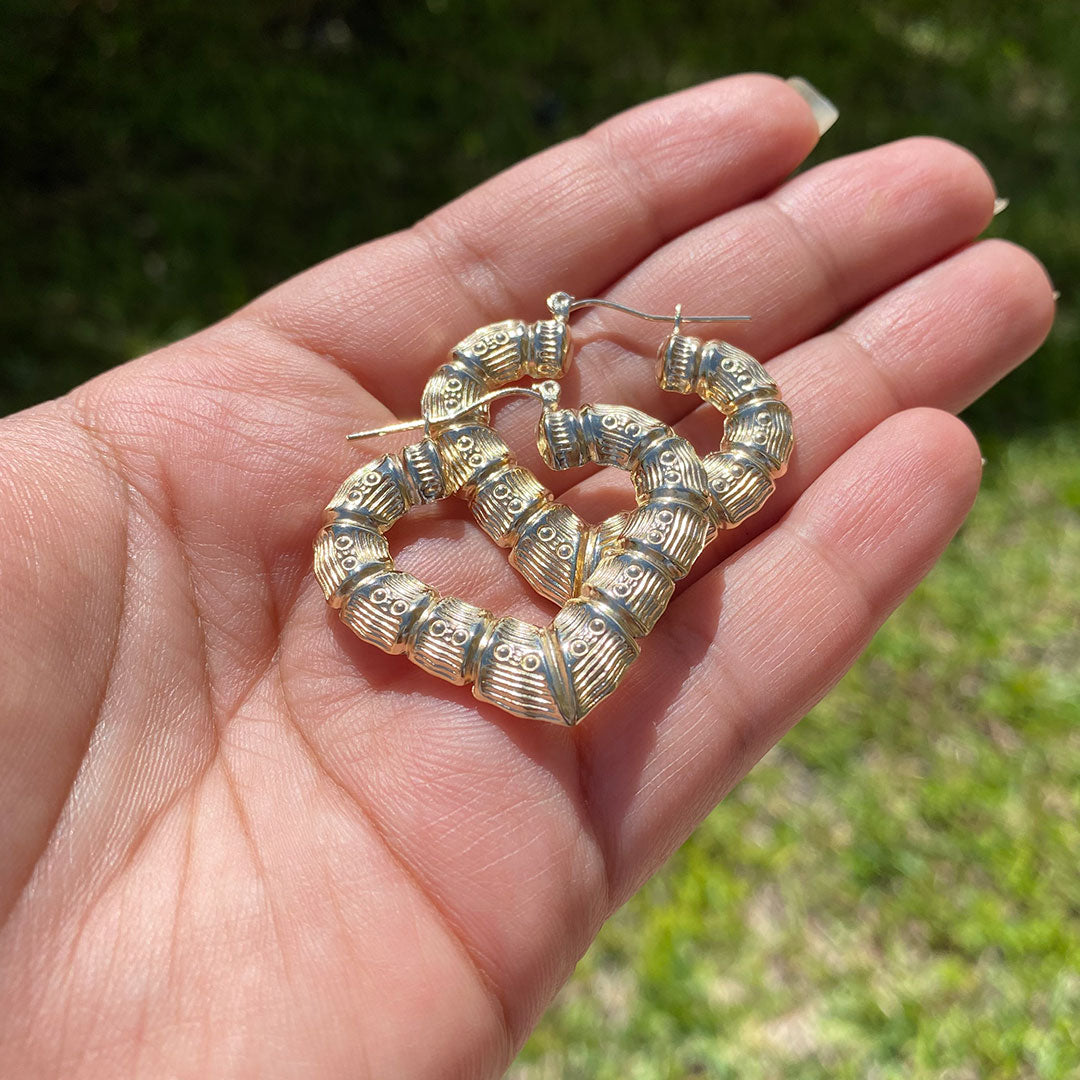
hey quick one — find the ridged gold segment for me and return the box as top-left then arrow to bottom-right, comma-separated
451,319 -> 530,383
656,332 -> 701,395
340,570 -> 434,654
620,502 -> 711,579
325,454 -> 410,530
632,435 -> 710,507
434,424 -> 512,495
421,363 -> 491,430
473,617 -> 564,723
313,523 -> 391,608
582,550 -> 674,636
401,438 -> 446,503
552,600 -> 639,721
470,465 -> 550,547
724,399 -> 794,476
538,407 -> 588,471
447,316 -> 573,387
696,340 -> 777,412
526,318 -> 572,378
509,502 -> 588,604
703,449 -> 776,527
580,511 -> 630,583
407,597 -> 492,686
579,405 -> 668,469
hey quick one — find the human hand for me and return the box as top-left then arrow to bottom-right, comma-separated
0,75 -> 1054,1078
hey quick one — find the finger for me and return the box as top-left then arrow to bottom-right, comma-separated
560,237 -> 1055,580
375,234 -> 1047,618
489,134 -> 997,472
580,407 -> 985,900
244,74 -> 823,406
85,115 -> 995,617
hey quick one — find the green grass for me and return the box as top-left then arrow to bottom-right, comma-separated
3,2 -> 1078,1075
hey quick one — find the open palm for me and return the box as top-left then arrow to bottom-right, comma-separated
0,75 -> 1053,1078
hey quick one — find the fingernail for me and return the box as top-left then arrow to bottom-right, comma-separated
993,196 -> 1009,216
1052,290 -> 1061,301
786,76 -> 839,136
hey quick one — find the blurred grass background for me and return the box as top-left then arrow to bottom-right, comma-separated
2,2 -> 1078,1075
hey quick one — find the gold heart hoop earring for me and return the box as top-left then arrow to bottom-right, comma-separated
316,380 -> 718,725
314,293 -> 793,724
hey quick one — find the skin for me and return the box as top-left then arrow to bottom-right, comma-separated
0,74 -> 1055,1078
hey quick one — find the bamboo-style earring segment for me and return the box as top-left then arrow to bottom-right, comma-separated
316,382 -> 716,725
656,329 -> 793,526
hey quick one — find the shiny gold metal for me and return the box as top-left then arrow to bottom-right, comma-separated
315,383 -> 716,725
342,293 -> 792,592
412,292 -> 791,553
656,330 -> 793,526
316,290 -> 794,724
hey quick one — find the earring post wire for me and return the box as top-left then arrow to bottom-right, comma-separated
559,295 -> 751,324
345,384 -> 547,442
